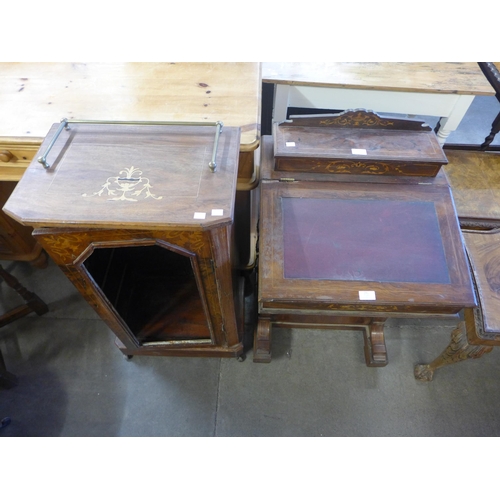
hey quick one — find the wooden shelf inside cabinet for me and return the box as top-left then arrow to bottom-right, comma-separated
3,121 -> 246,359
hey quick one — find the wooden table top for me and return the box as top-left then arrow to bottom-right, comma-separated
262,62 -> 494,95
443,150 -> 500,222
0,62 -> 261,151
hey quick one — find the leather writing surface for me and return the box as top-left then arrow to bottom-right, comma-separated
282,197 -> 450,284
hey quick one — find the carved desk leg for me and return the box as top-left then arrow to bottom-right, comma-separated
414,320 -> 493,381
253,317 -> 272,363
363,318 -> 388,367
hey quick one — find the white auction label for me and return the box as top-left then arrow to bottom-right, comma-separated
286,142 -> 296,147
193,212 -> 206,219
359,291 -> 376,300
211,209 -> 224,216
352,148 -> 367,155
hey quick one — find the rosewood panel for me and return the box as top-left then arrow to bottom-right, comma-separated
273,111 -> 447,176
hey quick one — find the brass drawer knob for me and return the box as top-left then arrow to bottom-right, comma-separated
0,150 -> 14,162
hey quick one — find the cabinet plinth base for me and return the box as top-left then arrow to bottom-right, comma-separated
115,337 -> 245,359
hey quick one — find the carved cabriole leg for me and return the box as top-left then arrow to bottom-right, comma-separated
363,318 -> 388,367
414,320 -> 494,382
253,317 -> 272,363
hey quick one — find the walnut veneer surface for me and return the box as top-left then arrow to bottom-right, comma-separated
443,150 -> 500,226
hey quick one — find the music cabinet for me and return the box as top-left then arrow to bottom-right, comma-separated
255,111 -> 477,365
4,120 -> 246,359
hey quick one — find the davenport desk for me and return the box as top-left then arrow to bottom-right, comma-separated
262,62 -> 494,144
254,111 -> 477,365
0,62 -> 261,268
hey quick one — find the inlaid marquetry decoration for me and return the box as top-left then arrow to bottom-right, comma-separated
82,166 -> 162,201
319,110 -> 396,128
284,109 -> 432,131
313,160 -> 409,175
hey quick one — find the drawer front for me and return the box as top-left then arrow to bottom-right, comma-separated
0,140 -> 42,181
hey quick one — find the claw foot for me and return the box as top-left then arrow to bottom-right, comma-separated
414,364 -> 434,382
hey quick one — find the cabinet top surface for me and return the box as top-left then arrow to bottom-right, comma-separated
262,62 -> 494,95
0,62 -> 261,150
4,123 -> 241,229
443,150 -> 500,221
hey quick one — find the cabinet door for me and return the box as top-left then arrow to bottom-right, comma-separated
34,227 -> 244,357
80,242 -> 215,347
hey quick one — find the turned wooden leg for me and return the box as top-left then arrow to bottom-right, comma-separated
480,110 -> 500,150
253,317 -> 272,363
363,318 -> 388,367
29,250 -> 49,269
414,321 -> 494,381
0,264 -> 49,319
